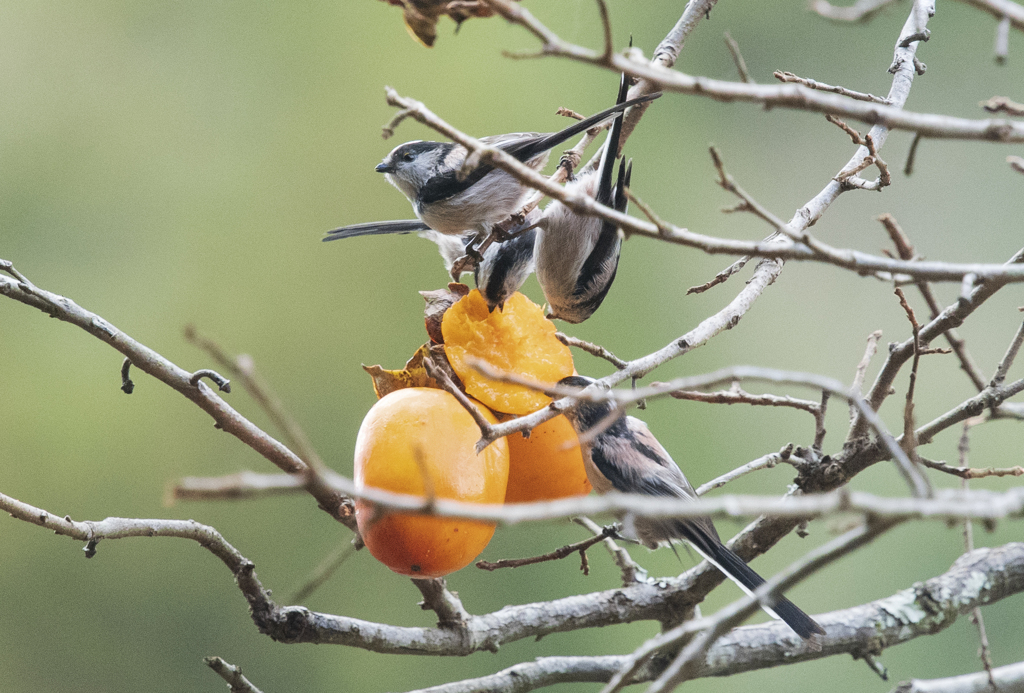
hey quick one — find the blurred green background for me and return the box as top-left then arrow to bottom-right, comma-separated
1,1 -> 1022,691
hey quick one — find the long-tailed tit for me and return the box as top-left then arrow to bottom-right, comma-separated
534,74 -> 633,324
558,375 -> 826,641
323,211 -> 539,310
374,91 -> 660,239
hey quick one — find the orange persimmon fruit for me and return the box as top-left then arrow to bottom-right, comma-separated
504,413 -> 592,502
354,387 -> 509,578
442,289 -> 574,415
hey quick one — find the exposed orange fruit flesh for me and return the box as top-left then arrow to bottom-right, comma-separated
442,290 -> 574,415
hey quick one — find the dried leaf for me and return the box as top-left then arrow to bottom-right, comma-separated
363,344 -> 438,398
421,282 -> 469,344
378,0 -> 521,47
363,342 -> 467,400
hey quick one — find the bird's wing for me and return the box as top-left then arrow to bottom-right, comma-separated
417,90 -> 661,205
566,73 -> 631,315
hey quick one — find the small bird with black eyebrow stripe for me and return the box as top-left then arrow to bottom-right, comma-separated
373,90 -> 660,241
558,374 -> 826,642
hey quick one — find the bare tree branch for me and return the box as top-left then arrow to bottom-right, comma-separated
641,519 -> 894,692
959,0 -> 1024,33
400,543 -> 1024,692
555,333 -> 628,369
482,0 -> 1024,142
918,457 -> 1024,479
694,446 -> 792,496
575,516 -> 648,585
775,70 -> 890,103
204,657 -> 265,693
476,524 -> 620,572
724,31 -> 753,83
892,660 -> 1024,693
169,471 -> 304,503
184,326 -> 325,469
878,213 -> 989,392
811,0 -> 902,22
849,248 -> 1024,441
0,261 -> 355,530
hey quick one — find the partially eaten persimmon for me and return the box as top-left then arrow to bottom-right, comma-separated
442,289 -> 574,415
354,387 -> 509,578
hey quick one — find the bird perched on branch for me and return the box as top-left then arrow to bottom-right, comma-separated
558,374 -> 826,642
534,73 -> 633,324
325,86 -> 659,311
372,90 -> 660,240
323,211 -> 538,311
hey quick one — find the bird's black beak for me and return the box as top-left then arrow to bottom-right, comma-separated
375,162 -> 394,174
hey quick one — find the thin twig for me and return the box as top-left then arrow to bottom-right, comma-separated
204,657 -> 265,693
556,333 -> 629,369
850,248 -> 1024,441
981,95 -> 1024,116
894,288 -> 923,464
775,70 -> 889,103
994,16 -> 1010,63
709,146 -> 785,228
657,382 -> 822,418
724,31 -> 752,83
904,132 -> 923,174
958,425 -> 997,686
169,471 -> 304,503
850,330 -> 883,423
916,377 -> 1024,445
687,256 -> 752,295
814,391 -> 830,451
990,319 -> 1024,387
290,542 -> 358,603
422,355 -> 499,448
189,368 -> 231,392
476,524 -> 620,571
810,0 -> 901,22
574,516 -> 648,585
689,146 -> 784,294
917,457 -> 1024,479
184,326 -> 325,469
596,0 -> 613,63
827,116 -> 892,188
878,214 -> 989,391
478,1 -> 1022,143
694,446 -> 792,496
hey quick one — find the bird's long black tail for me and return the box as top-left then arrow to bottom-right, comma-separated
323,219 -> 430,241
513,90 -> 661,164
698,537 -> 825,641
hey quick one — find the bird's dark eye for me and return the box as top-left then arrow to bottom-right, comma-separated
402,152 -> 415,162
